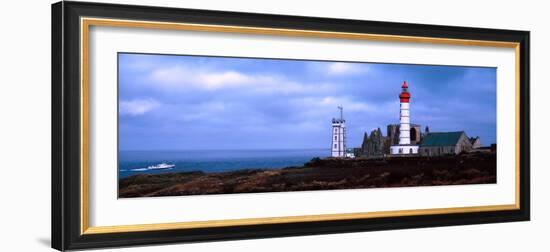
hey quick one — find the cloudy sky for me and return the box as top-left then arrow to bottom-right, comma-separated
118,53 -> 496,151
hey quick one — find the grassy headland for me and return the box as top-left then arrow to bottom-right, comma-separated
119,152 -> 496,198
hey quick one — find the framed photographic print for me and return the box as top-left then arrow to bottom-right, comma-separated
52,1 -> 530,250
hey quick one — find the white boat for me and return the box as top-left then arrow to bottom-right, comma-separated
147,163 -> 175,170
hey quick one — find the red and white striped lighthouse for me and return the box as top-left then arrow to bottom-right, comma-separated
399,81 -> 411,145
390,81 -> 419,155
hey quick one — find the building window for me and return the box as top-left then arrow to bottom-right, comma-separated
334,136 -> 337,140
409,149 -> 413,154
334,144 -> 337,149
399,148 -> 403,154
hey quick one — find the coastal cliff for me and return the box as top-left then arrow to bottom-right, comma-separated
118,152 -> 496,198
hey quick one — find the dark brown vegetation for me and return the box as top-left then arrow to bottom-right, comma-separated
118,152 -> 496,198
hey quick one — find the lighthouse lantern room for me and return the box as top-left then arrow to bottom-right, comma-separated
390,81 -> 419,155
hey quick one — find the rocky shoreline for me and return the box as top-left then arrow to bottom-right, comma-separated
118,152 -> 496,198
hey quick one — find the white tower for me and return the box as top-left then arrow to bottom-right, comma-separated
390,81 -> 419,155
331,106 -> 347,157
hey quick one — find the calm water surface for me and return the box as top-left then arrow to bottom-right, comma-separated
118,149 -> 329,179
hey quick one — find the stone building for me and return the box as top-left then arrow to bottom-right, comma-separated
387,124 -> 399,146
469,136 -> 481,149
361,128 -> 387,158
361,124 -> 425,157
361,128 -> 481,157
387,123 -> 423,146
418,131 -> 474,156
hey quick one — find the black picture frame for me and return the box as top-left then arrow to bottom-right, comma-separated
52,1 -> 530,251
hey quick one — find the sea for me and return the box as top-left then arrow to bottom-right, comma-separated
118,149 -> 329,179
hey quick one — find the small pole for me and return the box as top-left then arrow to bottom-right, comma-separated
338,105 -> 343,120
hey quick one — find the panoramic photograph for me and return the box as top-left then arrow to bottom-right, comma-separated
117,53 -> 497,198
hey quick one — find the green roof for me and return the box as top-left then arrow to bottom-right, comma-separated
420,131 -> 465,147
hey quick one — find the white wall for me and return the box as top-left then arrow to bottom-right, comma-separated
0,0 -> 546,251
